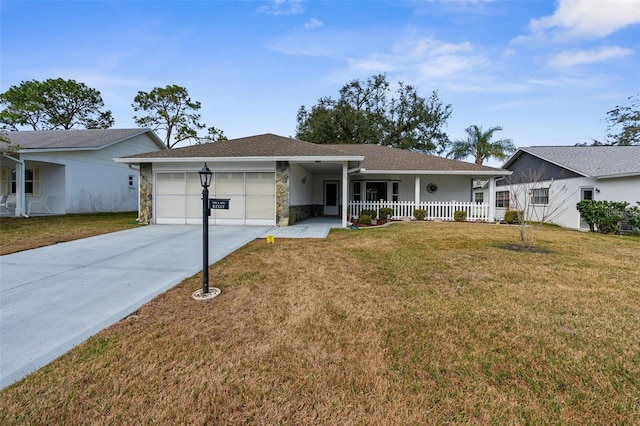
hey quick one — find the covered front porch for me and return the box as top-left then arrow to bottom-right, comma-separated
1,156 -> 66,217
288,159 -> 501,226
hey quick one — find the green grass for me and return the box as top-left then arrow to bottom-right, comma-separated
0,212 -> 141,255
1,222 -> 639,424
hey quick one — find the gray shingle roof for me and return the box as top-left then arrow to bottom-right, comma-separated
334,144 -> 506,173
509,146 -> 640,178
121,134 -> 508,174
3,128 -> 162,150
123,133 -> 357,159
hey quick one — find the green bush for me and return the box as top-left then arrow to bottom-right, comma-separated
358,214 -> 372,225
361,209 -> 377,219
413,209 -> 426,221
576,200 -> 638,234
379,207 -> 394,219
503,210 -> 522,224
453,210 -> 467,222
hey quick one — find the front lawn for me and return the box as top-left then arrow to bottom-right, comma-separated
1,222 -> 638,424
0,212 -> 140,255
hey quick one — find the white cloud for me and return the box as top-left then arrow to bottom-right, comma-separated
530,0 -> 640,40
257,0 -> 304,16
304,18 -> 322,29
548,46 -> 634,67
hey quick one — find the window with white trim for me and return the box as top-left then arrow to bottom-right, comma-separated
475,192 -> 484,203
531,188 -> 549,205
392,182 -> 399,202
353,181 -> 361,201
11,167 -> 40,195
495,191 -> 509,209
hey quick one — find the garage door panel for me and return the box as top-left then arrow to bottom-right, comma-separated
155,171 -> 275,225
186,172 -> 203,194
213,194 -> 244,219
215,172 -> 244,194
246,195 -> 275,219
246,172 -> 275,195
186,194 -> 202,218
156,194 -> 185,218
157,173 -> 185,193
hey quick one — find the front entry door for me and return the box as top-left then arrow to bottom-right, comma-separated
580,187 -> 594,229
324,181 -> 339,216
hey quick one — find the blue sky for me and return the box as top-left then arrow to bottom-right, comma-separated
1,0 -> 639,162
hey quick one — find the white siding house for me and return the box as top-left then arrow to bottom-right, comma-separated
0,129 -> 165,216
497,146 -> 640,230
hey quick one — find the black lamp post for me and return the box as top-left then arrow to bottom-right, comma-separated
199,163 -> 213,294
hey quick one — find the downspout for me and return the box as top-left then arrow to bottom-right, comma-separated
2,154 -> 27,217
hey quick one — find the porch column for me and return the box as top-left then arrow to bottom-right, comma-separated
342,162 -> 348,228
488,177 -> 496,222
15,161 -> 24,216
414,176 -> 421,206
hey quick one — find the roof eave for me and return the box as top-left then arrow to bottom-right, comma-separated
115,155 -> 364,164
358,169 -> 511,176
592,172 -> 640,179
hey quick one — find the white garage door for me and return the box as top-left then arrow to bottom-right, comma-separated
155,171 -> 276,225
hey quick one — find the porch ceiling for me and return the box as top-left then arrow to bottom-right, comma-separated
297,162 -> 344,174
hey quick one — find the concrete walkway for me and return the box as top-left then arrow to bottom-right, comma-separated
0,219 -> 343,389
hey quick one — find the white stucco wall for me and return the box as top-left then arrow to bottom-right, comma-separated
495,175 -> 640,229
289,163 -> 313,206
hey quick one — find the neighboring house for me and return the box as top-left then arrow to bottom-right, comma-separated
498,146 -> 640,229
0,129 -> 166,216
116,133 -> 510,227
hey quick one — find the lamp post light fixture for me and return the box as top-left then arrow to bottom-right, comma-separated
199,163 -> 213,295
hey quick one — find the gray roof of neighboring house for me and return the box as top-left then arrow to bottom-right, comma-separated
2,128 -> 165,150
504,146 -> 640,178
120,133 -> 508,174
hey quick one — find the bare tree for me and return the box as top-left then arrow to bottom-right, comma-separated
505,168 -> 574,249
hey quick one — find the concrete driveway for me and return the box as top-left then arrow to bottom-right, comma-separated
0,224 -> 272,389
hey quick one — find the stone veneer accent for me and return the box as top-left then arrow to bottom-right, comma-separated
275,161 -> 290,226
139,163 -> 153,224
289,205 -> 323,225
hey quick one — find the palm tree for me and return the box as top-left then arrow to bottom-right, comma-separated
447,125 -> 516,165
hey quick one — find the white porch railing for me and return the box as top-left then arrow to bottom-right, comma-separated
348,200 -> 491,221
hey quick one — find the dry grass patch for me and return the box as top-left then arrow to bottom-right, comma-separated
0,212 -> 140,255
1,222 -> 639,424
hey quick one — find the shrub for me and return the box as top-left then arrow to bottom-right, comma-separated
361,209 -> 377,219
576,200 -> 637,234
379,207 -> 394,219
413,209 -> 426,221
503,210 -> 522,224
453,210 -> 467,222
358,214 -> 372,225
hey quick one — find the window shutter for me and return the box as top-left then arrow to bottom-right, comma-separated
32,167 -> 41,196
0,168 -> 7,196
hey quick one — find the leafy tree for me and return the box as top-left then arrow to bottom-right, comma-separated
0,131 -> 19,154
0,78 -> 114,130
133,85 -> 224,149
447,125 -> 516,165
604,93 -> 639,146
296,74 -> 452,154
